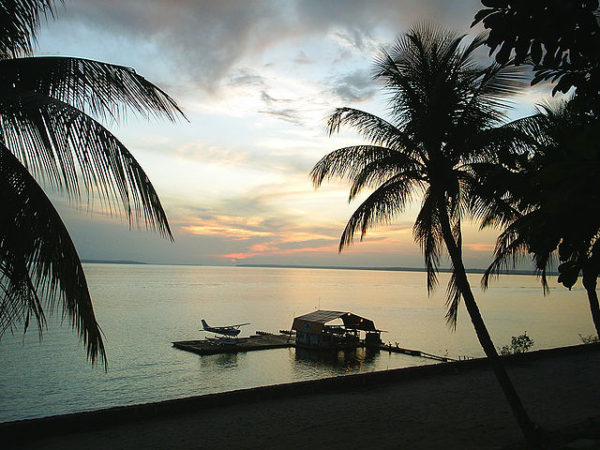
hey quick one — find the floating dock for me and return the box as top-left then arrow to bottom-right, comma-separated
173,333 -> 293,356
173,332 -> 455,362
378,344 -> 457,362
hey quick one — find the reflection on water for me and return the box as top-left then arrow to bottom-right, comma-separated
294,347 -> 379,374
197,352 -> 239,369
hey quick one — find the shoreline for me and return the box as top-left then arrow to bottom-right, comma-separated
4,343 -> 600,448
81,260 -> 550,276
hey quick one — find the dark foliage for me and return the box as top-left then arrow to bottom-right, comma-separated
0,0 -> 185,367
312,24 -> 527,327
478,101 -> 600,293
0,0 -> 56,58
312,25 -> 540,445
474,0 -> 600,110
476,101 -> 600,337
1,146 -> 106,365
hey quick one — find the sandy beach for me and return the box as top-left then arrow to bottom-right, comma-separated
5,345 -> 600,450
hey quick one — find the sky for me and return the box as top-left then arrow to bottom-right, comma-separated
35,0 -> 556,269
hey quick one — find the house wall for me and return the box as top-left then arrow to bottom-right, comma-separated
296,332 -> 321,347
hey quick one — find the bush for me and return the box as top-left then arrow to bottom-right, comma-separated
499,332 -> 534,356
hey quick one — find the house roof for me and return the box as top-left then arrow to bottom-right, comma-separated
291,310 -> 378,334
294,310 -> 348,323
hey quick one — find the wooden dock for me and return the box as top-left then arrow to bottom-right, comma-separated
173,333 -> 294,356
379,344 -> 457,362
174,333 -> 455,363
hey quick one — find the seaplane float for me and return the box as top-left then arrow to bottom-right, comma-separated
200,319 -> 250,345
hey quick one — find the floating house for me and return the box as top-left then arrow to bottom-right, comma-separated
291,310 -> 382,350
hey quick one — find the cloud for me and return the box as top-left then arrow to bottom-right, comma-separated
293,50 -> 311,65
175,184 -> 416,264
181,224 -> 273,240
221,240 -> 340,262
257,90 -> 306,125
173,187 -> 349,262
83,1 -> 288,90
329,69 -> 377,102
464,243 -> 495,253
293,0 -> 482,36
227,68 -> 267,88
43,0 -> 483,91
258,108 -> 305,126
172,141 -> 250,166
39,0 -> 509,270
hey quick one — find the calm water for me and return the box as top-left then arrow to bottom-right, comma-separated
0,264 -> 595,423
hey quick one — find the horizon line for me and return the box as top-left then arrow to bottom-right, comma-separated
81,259 -> 548,276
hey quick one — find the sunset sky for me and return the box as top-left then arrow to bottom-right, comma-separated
36,0 -> 556,268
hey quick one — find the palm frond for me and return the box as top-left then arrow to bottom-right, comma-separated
0,57 -> 186,122
533,250 -> 554,293
459,123 -> 536,164
0,0 -> 57,58
456,32 -> 487,66
445,270 -> 461,330
506,112 -> 549,142
0,87 -> 172,238
465,164 -> 529,229
482,212 -> 558,291
317,23 -> 538,335
452,66 -> 528,140
349,157 -> 423,200
0,144 -> 106,368
373,45 -> 428,125
339,175 -> 415,251
311,145 -> 411,187
414,189 -> 443,292
477,63 -> 529,103
0,251 -> 45,338
326,107 -> 413,153
482,228 -> 527,289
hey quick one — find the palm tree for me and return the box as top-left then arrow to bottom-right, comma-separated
311,25 -> 541,446
0,0 -> 184,369
479,101 -> 600,338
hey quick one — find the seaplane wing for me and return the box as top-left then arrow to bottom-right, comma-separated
200,319 -> 250,337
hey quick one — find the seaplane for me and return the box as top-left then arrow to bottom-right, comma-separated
200,319 -> 250,345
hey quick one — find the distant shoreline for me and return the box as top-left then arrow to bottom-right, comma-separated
80,259 -> 551,275
236,263 -> 550,276
81,259 -> 148,265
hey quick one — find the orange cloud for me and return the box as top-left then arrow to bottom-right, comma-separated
464,243 -> 495,252
249,243 -> 278,252
221,242 -> 339,262
180,224 -> 272,240
222,252 -> 260,261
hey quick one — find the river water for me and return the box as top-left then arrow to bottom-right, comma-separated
0,264 -> 594,422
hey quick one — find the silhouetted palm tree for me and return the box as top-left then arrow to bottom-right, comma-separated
311,25 -> 541,446
0,0 -> 184,368
479,101 -> 600,338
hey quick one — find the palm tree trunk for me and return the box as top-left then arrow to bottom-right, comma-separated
438,207 -> 541,448
582,268 -> 600,339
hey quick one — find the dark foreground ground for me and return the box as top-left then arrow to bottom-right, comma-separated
4,345 -> 600,450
